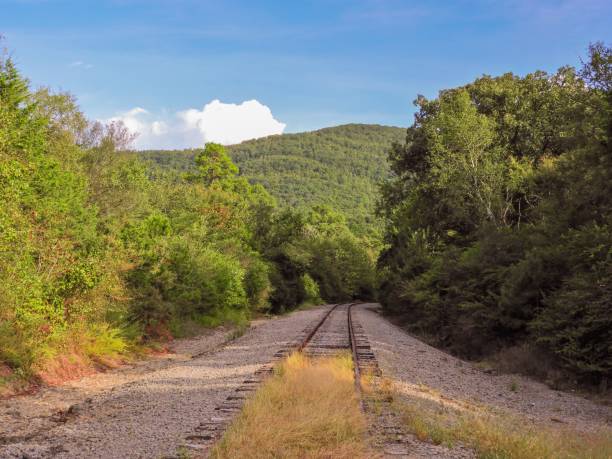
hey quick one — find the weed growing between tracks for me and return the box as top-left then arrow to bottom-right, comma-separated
373,378 -> 612,459
210,352 -> 372,459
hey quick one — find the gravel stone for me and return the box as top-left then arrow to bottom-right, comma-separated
355,303 -> 612,433
4,303 -> 609,459
0,307 -> 329,458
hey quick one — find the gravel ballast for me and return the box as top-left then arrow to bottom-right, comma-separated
3,303 -> 610,459
354,303 -> 612,432
0,307 -> 329,459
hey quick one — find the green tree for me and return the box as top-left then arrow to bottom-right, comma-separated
378,43 -> 612,384
193,142 -> 239,186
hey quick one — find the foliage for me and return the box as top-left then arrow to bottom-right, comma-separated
301,273 -> 322,306
251,205 -> 376,313
139,123 -> 405,238
0,53 -> 376,386
0,53 -> 109,375
192,142 -> 239,186
378,43 -> 612,383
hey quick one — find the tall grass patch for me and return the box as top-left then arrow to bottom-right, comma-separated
211,352 -> 372,459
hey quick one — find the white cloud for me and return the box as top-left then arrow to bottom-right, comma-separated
178,99 -> 286,145
105,99 -> 286,150
107,107 -> 153,144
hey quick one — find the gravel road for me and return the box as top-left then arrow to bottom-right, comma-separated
0,307 -> 329,459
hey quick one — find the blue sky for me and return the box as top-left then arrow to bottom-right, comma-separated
2,0 -> 611,148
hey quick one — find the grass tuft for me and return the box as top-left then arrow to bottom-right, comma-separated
226,323 -> 248,341
33,323 -> 134,385
384,380 -> 612,459
211,352 -> 373,459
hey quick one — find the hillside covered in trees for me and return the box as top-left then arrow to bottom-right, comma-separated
378,43 -> 611,387
0,56 -> 376,392
139,124 -> 405,237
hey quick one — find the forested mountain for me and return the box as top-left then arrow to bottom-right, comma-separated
139,124 -> 406,236
378,43 -> 611,386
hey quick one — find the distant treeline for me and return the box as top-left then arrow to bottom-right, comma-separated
378,43 -> 611,386
138,123 -> 405,240
0,56 -> 375,388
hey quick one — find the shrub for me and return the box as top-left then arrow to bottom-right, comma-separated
301,273 -> 322,305
243,257 -> 272,311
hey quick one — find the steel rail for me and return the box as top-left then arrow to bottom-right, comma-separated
297,303 -> 341,351
185,302 -> 360,454
347,303 -> 364,410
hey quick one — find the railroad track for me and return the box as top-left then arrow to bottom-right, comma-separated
300,303 -> 380,396
180,303 -> 380,457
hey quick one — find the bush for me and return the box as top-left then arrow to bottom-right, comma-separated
244,257 -> 272,311
532,224 -> 612,380
301,273 -> 322,305
267,256 -> 307,314
128,237 -> 248,334
307,230 -> 376,303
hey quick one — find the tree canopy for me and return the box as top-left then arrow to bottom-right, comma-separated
378,43 -> 612,384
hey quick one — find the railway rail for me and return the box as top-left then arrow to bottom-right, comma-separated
181,303 -> 381,457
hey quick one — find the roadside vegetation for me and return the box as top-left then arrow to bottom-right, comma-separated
211,353 -> 371,459
371,379 -> 612,459
0,51 -> 375,393
377,43 -> 612,388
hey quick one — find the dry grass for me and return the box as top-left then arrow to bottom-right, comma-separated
380,379 -> 612,459
33,324 -> 131,386
35,351 -> 98,386
211,352 -> 373,459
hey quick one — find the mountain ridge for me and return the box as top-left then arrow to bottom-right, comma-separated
139,123 -> 407,235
